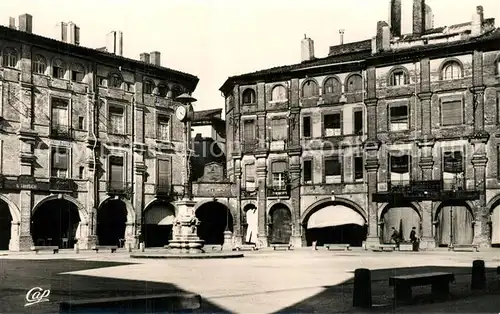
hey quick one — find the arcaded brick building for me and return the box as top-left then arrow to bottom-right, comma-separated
0,13 -> 209,251
220,0 -> 500,248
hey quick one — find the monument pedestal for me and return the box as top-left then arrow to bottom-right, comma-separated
168,199 -> 205,254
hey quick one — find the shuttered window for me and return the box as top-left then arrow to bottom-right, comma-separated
441,100 -> 462,126
157,159 -> 171,188
243,120 -> 255,141
109,106 -> 125,134
271,118 -> 287,140
272,161 -> 287,188
324,77 -> 341,95
51,147 -> 68,178
245,163 -> 256,190
109,156 -> 124,188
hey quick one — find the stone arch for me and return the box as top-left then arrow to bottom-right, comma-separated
486,194 -> 500,214
322,75 -> 342,95
301,197 -> 367,226
438,57 -> 464,80
378,201 -> 422,220
144,198 -> 178,216
488,193 -> 500,245
344,73 -> 363,93
270,83 -> 288,102
195,199 -> 233,245
0,195 -> 20,223
98,196 -> 135,223
267,200 -> 292,216
33,194 -> 87,224
142,198 -> 176,248
386,65 -> 411,86
241,88 -> 256,104
433,199 -> 475,246
432,200 -> 475,221
268,202 -> 293,245
194,198 -> 234,217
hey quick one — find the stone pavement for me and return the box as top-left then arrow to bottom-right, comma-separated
1,248 -> 500,313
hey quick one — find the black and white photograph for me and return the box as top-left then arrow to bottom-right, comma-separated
0,0 -> 500,312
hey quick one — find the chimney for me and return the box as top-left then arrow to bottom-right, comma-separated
106,31 -> 123,56
471,6 -> 484,36
412,0 -> 426,36
140,53 -> 150,63
55,22 -> 68,43
150,51 -> 161,66
425,5 -> 434,30
376,21 -> 390,52
339,29 -> 345,45
389,0 -> 402,37
301,34 -> 315,62
8,17 -> 16,29
67,21 -> 80,45
18,14 -> 32,33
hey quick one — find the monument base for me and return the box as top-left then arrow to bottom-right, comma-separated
167,199 -> 205,254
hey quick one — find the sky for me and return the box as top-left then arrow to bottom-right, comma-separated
2,0 -> 500,134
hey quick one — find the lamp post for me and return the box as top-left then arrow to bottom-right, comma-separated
167,93 -> 205,254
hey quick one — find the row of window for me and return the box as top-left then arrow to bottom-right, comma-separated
2,48 -> 183,97
240,60 -> 471,104
50,97 -> 171,140
50,148 -> 173,186
243,150 -> 464,189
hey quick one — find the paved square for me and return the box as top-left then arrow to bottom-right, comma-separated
1,249 -> 500,313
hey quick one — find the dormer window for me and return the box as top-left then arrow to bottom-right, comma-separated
2,48 -> 18,68
143,80 -> 154,94
109,73 -> 123,89
242,88 -> 256,104
271,85 -> 287,102
52,58 -> 66,79
442,61 -> 463,80
302,80 -> 319,97
389,69 -> 408,86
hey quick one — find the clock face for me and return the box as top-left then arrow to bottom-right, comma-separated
176,105 -> 187,121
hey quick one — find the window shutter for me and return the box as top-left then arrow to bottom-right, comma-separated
272,118 -> 287,140
441,101 -> 462,126
52,148 -> 68,169
158,159 -> 171,187
110,157 -> 124,184
243,120 -> 254,141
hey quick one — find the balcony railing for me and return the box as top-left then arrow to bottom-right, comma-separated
49,177 -> 77,192
267,184 -> 290,197
373,179 -> 479,202
50,124 -> 72,139
107,181 -> 132,196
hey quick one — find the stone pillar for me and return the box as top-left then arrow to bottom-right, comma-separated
417,139 -> 434,181
420,200 -> 435,249
256,156 -> 268,247
470,137 -> 489,247
256,111 -> 267,151
133,94 -> 146,246
85,91 -> 98,249
19,190 -> 33,250
124,222 -> 136,249
234,160 -> 243,245
363,94 -> 380,246
288,155 -> 302,247
9,221 -> 20,251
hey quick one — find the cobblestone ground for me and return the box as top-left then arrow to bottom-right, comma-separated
1,248 -> 500,313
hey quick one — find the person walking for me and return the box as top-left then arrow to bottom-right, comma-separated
409,227 -> 419,251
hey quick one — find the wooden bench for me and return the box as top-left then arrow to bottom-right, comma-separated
389,272 -> 455,303
234,244 -> 257,251
398,243 -> 413,251
91,246 -> 118,253
271,244 -> 293,251
370,244 -> 397,252
324,244 -> 350,251
31,246 -> 59,254
449,244 -> 479,252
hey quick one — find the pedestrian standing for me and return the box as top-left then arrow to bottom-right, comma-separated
409,227 -> 419,251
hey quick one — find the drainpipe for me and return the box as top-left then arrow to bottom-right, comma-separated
91,62 -> 99,240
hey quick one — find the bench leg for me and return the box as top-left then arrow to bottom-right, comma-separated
431,282 -> 450,300
394,284 -> 412,303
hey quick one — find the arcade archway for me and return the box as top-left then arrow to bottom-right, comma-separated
97,199 -> 128,246
302,199 -> 367,246
143,202 -> 176,247
195,201 -> 233,245
31,199 -> 80,248
0,200 -> 12,250
380,205 -> 421,244
492,204 -> 500,247
435,202 -> 474,247
268,203 -> 292,244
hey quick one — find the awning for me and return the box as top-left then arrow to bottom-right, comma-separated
307,205 -> 365,229
145,205 -> 175,225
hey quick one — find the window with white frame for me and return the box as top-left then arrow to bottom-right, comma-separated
51,98 -> 69,127
245,162 -> 256,191
52,58 -> 66,79
390,154 -> 410,185
390,105 -> 408,131
442,150 -> 464,190
325,156 -> 342,183
442,61 -> 462,80
51,147 -> 69,178
109,156 -> 124,189
108,106 -> 125,134
271,85 -> 287,102
2,48 -> 17,68
389,69 -> 407,86
157,115 -> 170,141
324,113 -> 341,136
32,54 -> 46,74
271,161 -> 287,189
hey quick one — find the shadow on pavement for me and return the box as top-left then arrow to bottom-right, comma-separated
274,265 -> 500,313
0,259 -> 231,313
